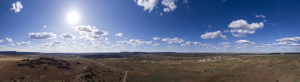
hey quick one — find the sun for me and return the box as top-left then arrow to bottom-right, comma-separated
65,10 -> 80,25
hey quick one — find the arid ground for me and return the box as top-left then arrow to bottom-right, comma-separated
0,53 -> 300,82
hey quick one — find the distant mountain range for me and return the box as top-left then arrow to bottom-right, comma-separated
0,51 -> 299,55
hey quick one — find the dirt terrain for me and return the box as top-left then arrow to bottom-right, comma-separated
1,54 -> 300,82
100,54 -> 300,82
0,55 -> 124,82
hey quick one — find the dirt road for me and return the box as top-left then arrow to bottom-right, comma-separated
123,71 -> 128,82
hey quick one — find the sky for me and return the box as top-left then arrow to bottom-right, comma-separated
0,0 -> 299,53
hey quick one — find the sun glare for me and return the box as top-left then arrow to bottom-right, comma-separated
65,10 -> 80,25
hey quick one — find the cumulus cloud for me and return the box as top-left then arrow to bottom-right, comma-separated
0,40 -> 3,43
228,19 -> 264,37
73,25 -> 108,41
181,41 -> 201,46
162,37 -> 184,44
6,38 -> 13,42
117,39 -> 159,47
60,33 -> 75,39
134,0 -> 158,12
201,31 -> 227,39
162,0 -> 177,12
236,40 -> 255,47
16,41 -> 31,46
29,32 -> 57,39
11,1 -> 23,13
115,33 -> 123,37
153,37 -> 160,40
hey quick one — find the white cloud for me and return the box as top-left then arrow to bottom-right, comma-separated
255,15 -> 266,18
276,37 -> 300,42
219,42 -> 230,45
92,41 -> 111,48
117,39 -> 159,47
134,0 -> 158,12
6,37 -> 13,42
228,19 -> 264,37
16,41 -> 31,46
159,13 -> 164,16
0,40 -> 3,43
153,37 -> 160,40
256,44 -> 272,48
115,33 -> 123,37
43,25 -> 47,28
42,41 -> 64,47
272,37 -> 300,47
219,42 -> 231,48
236,40 -> 255,47
201,31 -> 227,39
201,43 -> 213,48
73,25 -> 108,41
162,37 -> 184,44
162,0 -> 177,12
9,43 -> 16,46
11,1 -> 23,13
181,41 -> 201,46
104,37 -> 109,41
273,42 -> 288,45
290,43 -> 300,46
29,32 -> 57,39
150,42 -> 160,47
61,33 -> 75,39
93,41 -> 111,45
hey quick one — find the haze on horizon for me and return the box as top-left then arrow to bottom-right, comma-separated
0,0 -> 299,53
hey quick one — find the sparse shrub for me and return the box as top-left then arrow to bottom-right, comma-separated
76,62 -> 80,64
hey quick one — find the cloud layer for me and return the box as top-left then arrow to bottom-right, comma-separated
118,39 -> 159,47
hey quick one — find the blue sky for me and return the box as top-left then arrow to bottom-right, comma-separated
0,0 -> 299,52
